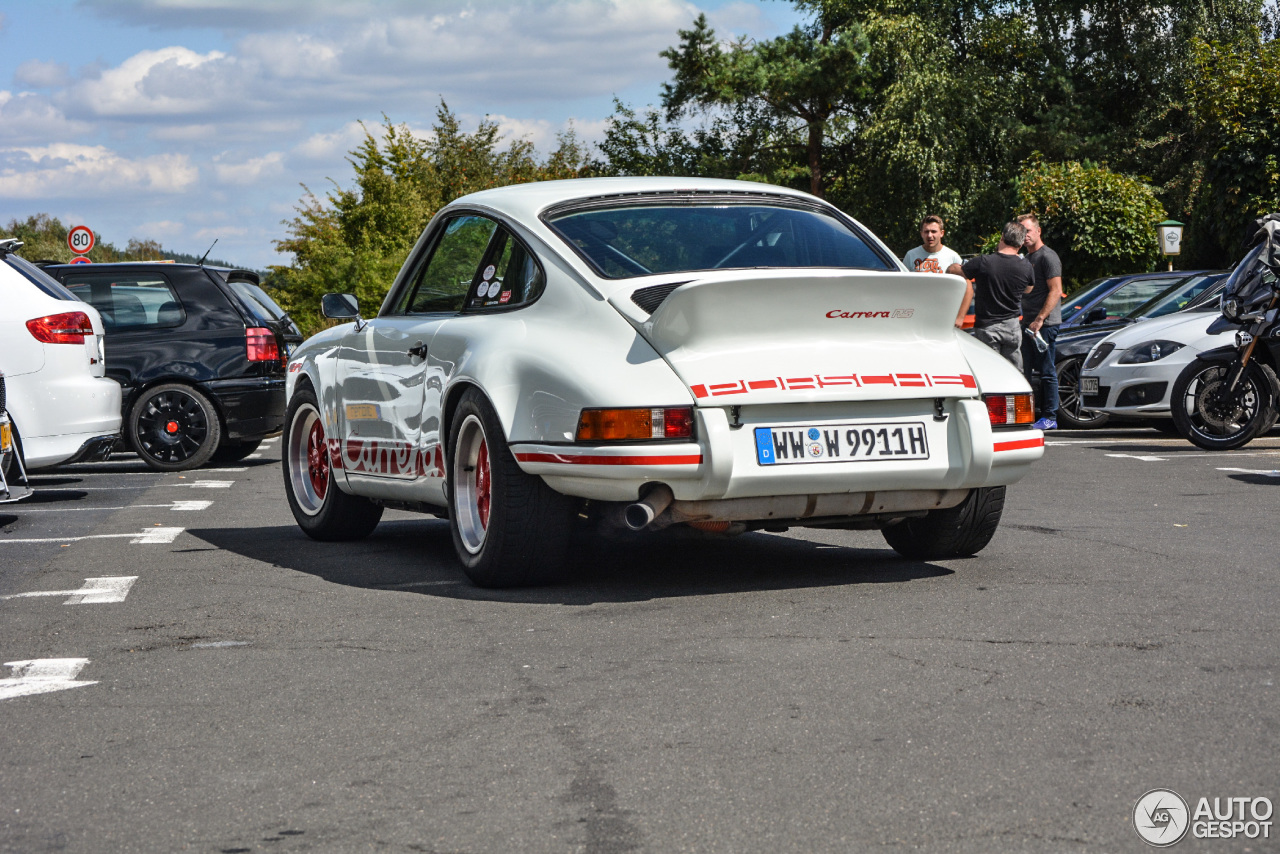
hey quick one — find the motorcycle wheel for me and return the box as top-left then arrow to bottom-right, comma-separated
1170,359 -> 1279,450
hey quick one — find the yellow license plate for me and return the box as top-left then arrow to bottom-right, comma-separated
1,422 -> 10,454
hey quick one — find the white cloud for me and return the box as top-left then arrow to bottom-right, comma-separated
0,143 -> 198,198
65,46 -> 234,117
15,60 -> 72,89
213,151 -> 285,185
0,91 -> 94,144
149,123 -> 216,140
293,121 -> 367,160
135,219 -> 185,236
194,226 -> 248,239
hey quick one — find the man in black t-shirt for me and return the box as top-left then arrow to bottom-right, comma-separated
948,221 -> 1033,371
1017,213 -> 1064,429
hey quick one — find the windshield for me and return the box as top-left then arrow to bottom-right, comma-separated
1131,273 -> 1226,319
1221,244 -> 1274,304
1060,277 -> 1120,322
545,200 -> 893,279
229,279 -> 287,323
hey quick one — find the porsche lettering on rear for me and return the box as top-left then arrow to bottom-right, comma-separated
281,177 -> 1044,588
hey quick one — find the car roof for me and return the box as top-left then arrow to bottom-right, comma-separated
452,177 -> 822,221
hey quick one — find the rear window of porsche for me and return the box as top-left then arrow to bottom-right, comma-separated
545,199 -> 894,279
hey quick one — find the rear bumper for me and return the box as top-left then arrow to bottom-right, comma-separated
514,399 -> 1043,505
205,377 -> 286,439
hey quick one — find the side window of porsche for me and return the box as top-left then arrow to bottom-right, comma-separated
402,215 -> 498,314
465,227 -> 546,311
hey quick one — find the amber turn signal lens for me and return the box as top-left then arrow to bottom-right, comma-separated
983,393 -> 1034,426
576,407 -> 695,441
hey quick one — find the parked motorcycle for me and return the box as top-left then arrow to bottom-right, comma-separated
1171,214 -> 1280,450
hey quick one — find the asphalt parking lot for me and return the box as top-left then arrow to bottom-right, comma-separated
1,429 -> 1277,853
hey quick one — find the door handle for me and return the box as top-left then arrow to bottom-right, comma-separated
407,342 -> 427,360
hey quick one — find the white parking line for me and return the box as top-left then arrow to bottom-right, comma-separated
0,659 -> 96,700
1106,453 -> 1167,462
19,500 -> 212,513
0,527 -> 184,545
0,576 -> 137,604
182,481 -> 234,489
202,467 -> 248,473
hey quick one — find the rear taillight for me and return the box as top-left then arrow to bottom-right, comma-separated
26,311 -> 93,344
984,393 -> 1035,426
246,327 -> 280,362
576,407 -> 695,441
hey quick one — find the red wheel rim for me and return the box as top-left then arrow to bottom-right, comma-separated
306,418 -> 328,499
475,439 -> 490,529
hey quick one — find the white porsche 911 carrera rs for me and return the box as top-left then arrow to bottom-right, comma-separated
282,178 -> 1044,586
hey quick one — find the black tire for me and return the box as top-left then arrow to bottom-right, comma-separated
211,438 -> 262,464
282,386 -> 383,540
1056,356 -> 1110,429
1170,358 -> 1279,451
881,486 -> 1006,560
447,388 -> 577,588
128,383 -> 221,471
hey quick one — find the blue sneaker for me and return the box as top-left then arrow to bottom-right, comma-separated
1033,417 -> 1057,430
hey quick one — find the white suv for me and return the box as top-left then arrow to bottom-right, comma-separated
0,240 -> 121,470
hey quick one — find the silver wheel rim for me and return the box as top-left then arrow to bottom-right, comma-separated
287,403 -> 327,516
454,414 -> 490,555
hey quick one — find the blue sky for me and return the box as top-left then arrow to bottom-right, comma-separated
0,0 -> 806,268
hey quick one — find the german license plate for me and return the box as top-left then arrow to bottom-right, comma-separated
1,421 -> 10,454
1081,376 -> 1099,395
755,422 -> 929,466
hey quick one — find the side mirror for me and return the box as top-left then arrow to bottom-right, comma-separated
321,293 -> 359,320
1082,306 -> 1107,323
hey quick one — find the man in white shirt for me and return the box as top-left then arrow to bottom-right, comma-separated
903,215 -> 969,328
903,215 -> 963,274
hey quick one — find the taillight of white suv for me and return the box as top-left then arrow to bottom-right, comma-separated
26,311 -> 94,344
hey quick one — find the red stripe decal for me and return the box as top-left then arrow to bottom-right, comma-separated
993,437 -> 1044,452
747,379 -> 779,390
862,375 -> 896,385
515,452 -> 703,466
691,384 -> 708,398
962,374 -> 977,388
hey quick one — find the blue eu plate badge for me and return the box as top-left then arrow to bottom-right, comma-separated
755,427 -> 776,465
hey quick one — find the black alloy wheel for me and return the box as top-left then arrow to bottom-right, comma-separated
128,383 -> 222,471
1056,356 -> 1110,429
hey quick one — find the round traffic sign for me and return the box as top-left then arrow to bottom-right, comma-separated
69,256 -> 92,264
68,225 -> 95,255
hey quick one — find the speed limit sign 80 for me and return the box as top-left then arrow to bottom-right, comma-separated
67,225 -> 95,255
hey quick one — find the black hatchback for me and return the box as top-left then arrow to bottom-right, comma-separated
44,262 -> 302,470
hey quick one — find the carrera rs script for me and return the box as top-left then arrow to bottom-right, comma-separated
825,309 -> 915,319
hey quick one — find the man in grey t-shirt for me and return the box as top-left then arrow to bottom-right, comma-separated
1017,214 -> 1063,429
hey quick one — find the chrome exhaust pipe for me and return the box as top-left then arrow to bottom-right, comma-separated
623,484 -> 674,530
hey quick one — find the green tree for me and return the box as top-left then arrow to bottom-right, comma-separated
269,102 -> 596,334
659,10 -> 873,197
1178,33 -> 1280,266
0,214 -> 221,265
1015,160 -> 1167,287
